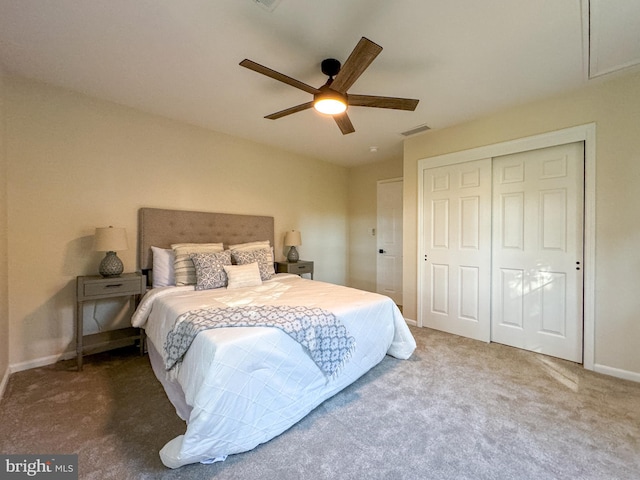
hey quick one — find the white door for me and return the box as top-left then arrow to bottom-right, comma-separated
377,179 -> 403,305
420,159 -> 492,341
492,143 -> 584,362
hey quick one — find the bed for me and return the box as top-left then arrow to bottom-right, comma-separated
132,208 -> 416,468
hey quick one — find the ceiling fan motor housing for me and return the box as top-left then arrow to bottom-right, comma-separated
321,58 -> 341,78
316,59 -> 346,114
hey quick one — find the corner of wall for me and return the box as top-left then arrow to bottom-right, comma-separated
0,66 -> 10,394
0,368 -> 9,400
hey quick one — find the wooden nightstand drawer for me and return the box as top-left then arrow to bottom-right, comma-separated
276,260 -> 314,279
288,263 -> 312,274
83,278 -> 141,298
77,274 -> 145,301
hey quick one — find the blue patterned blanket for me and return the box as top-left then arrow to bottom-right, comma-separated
164,305 -> 356,378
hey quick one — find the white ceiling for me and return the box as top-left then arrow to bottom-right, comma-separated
0,0 -> 638,167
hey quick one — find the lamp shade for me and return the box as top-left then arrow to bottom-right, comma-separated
284,230 -> 301,247
94,226 -> 128,252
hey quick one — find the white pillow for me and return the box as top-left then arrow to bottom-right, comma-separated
151,246 -> 175,288
224,263 -> 262,289
171,243 -> 224,286
228,240 -> 271,251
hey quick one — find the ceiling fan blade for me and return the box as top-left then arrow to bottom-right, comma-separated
330,37 -> 383,93
333,112 -> 355,135
240,59 -> 320,95
265,101 -> 314,120
348,94 -> 419,111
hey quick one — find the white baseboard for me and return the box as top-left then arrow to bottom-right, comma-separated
0,366 -> 9,400
404,318 -> 417,327
593,363 -> 640,383
9,351 -> 75,375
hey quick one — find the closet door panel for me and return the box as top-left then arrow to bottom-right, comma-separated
420,159 -> 492,341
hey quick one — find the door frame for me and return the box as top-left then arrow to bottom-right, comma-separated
417,123 -> 596,370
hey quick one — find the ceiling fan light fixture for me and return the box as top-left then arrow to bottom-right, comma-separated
240,37 -> 419,134
313,90 -> 347,115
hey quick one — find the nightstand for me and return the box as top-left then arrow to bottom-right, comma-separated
75,273 -> 146,370
276,260 -> 314,279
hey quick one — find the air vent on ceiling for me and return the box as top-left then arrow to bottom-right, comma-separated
252,0 -> 282,12
400,123 -> 431,136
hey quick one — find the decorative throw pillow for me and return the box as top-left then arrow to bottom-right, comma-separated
230,247 -> 274,281
228,240 -> 274,264
171,243 -> 224,286
151,246 -> 175,288
224,263 -> 262,289
189,251 -> 232,290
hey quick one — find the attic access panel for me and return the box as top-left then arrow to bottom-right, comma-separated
588,0 -> 640,77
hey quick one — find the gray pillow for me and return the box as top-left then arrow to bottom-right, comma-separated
189,250 -> 232,290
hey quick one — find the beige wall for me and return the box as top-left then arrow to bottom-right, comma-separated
5,76 -> 349,368
404,69 -> 640,376
348,157 -> 403,293
0,68 -> 9,386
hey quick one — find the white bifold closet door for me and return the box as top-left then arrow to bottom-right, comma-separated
491,143 -> 584,363
421,158 -> 492,342
421,142 -> 584,363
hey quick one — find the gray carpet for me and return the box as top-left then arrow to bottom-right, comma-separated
1,326 -> 639,479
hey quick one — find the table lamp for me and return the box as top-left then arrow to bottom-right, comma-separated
94,226 -> 128,277
284,230 -> 302,263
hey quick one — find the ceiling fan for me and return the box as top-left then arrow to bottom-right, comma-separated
240,37 -> 419,135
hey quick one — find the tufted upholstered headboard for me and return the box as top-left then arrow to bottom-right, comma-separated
138,208 -> 275,272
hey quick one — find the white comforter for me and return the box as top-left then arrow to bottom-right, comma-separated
132,274 -> 416,468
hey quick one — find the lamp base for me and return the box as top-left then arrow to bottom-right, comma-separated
99,251 -> 124,277
287,246 -> 299,263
